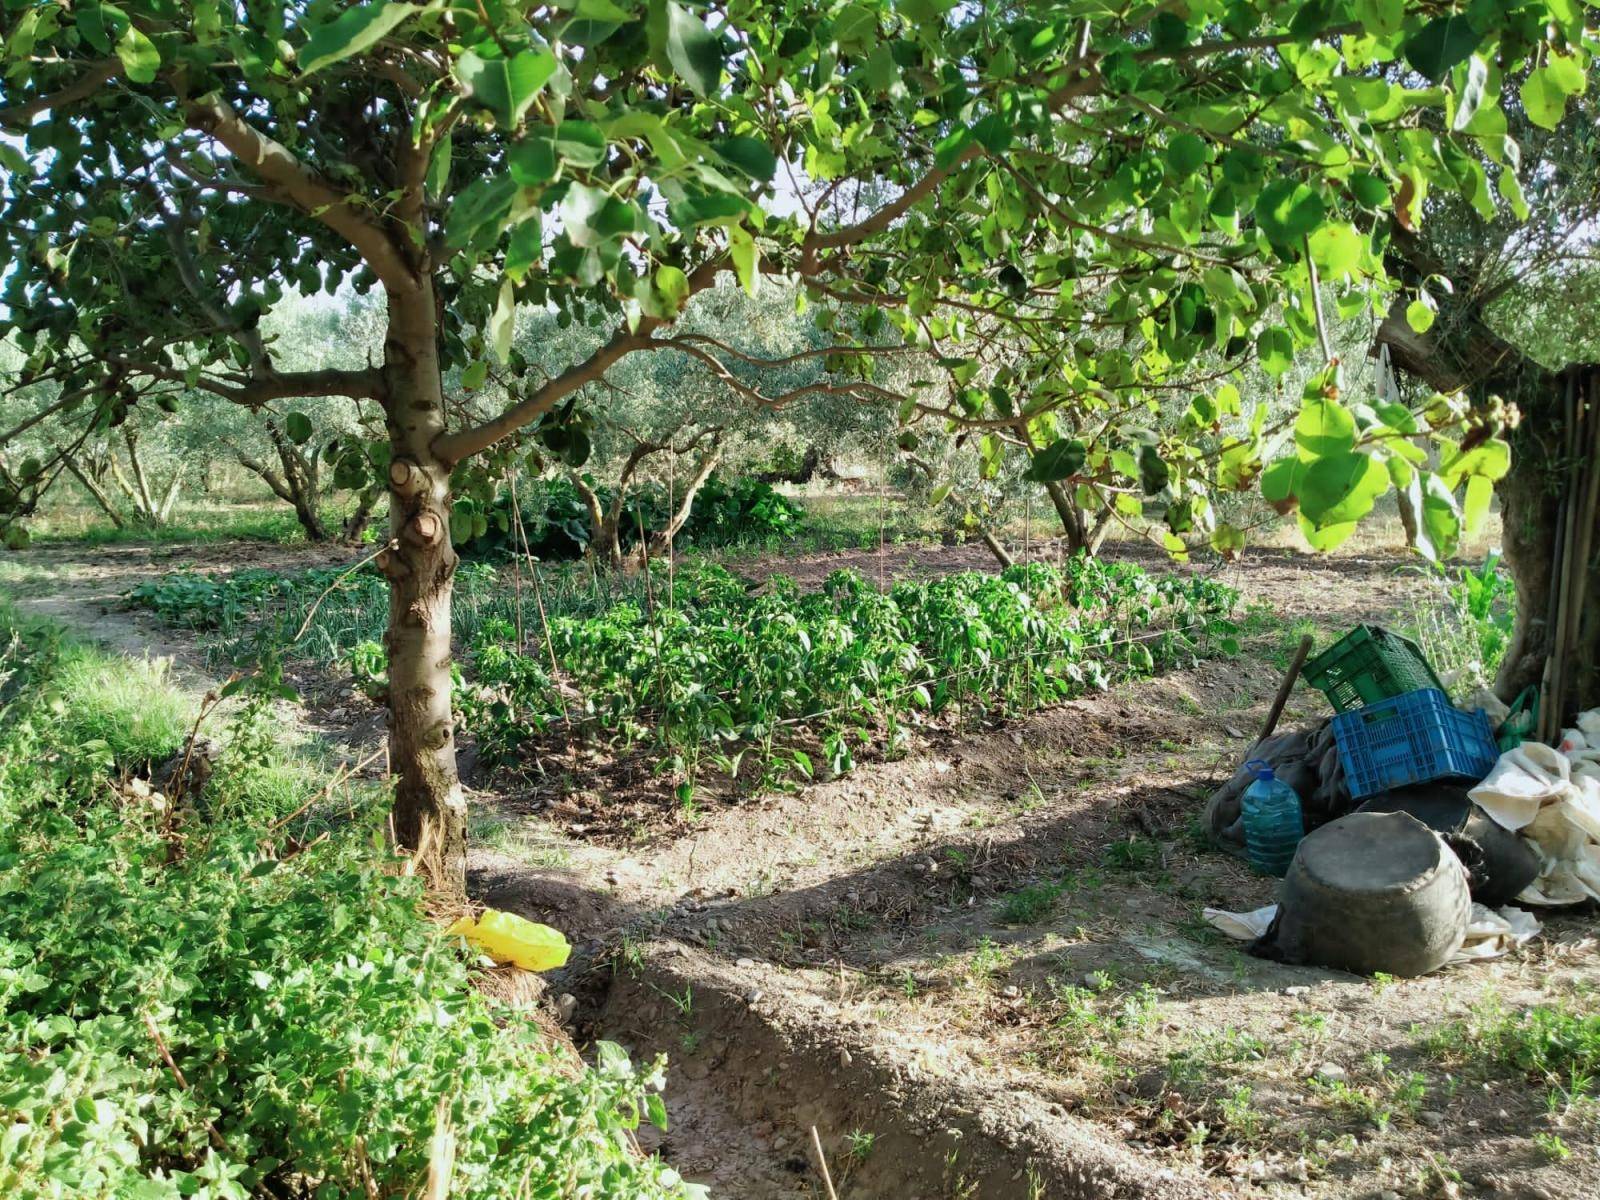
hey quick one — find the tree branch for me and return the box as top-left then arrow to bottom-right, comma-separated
0,59 -> 119,130
183,97 -> 417,292
107,357 -> 382,406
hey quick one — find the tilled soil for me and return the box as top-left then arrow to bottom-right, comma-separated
470,552 -> 1597,1200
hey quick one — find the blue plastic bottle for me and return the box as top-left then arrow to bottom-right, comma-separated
1241,759 -> 1305,876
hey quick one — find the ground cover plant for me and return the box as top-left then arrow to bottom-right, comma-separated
0,610 -> 695,1200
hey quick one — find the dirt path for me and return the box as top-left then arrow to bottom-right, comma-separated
0,541 -> 351,680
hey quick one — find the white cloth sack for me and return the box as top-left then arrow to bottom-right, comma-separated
1470,708 -> 1600,906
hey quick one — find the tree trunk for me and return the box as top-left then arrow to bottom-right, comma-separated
1370,248 -> 1600,719
59,449 -> 125,528
570,472 -> 624,567
642,438 -> 722,560
379,280 -> 467,896
342,482 -> 382,543
266,422 -> 329,541
979,527 -> 1014,569
1494,364 -> 1600,721
1042,479 -> 1094,555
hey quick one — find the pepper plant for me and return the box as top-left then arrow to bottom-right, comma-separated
0,1 -> 1588,889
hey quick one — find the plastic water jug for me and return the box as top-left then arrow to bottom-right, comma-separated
1241,759 -> 1304,876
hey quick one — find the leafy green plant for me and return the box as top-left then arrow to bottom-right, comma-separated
0,611 -> 696,1200
1412,552 -> 1518,690
1000,880 -> 1066,925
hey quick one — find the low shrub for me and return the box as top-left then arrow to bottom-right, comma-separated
0,612 -> 696,1200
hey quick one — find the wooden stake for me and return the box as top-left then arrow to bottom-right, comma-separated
1252,634 -> 1314,753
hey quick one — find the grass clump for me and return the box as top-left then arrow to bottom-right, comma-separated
1000,880 -> 1067,924
47,642 -> 191,766
0,610 -> 696,1200
1426,994 -> 1600,1095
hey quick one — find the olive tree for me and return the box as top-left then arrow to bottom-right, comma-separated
0,1 -> 1586,889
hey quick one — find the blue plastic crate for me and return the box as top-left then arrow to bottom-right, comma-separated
1332,688 -> 1498,800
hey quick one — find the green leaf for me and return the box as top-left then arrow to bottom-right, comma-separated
1439,436 -> 1510,486
425,135 -> 452,199
716,136 -> 777,182
1307,222 -> 1362,280
1520,56 -> 1586,131
461,360 -> 489,390
458,47 -> 559,129
653,265 -> 690,315
1295,397 -> 1357,458
1022,438 -> 1086,483
489,278 -> 515,364
1254,179 -> 1325,248
730,225 -> 758,296
1348,171 -> 1389,209
1451,56 -> 1489,133
1402,14 -> 1479,84
1405,295 -> 1436,334
116,25 -> 161,83
554,121 -> 608,169
505,215 -> 544,282
1462,474 -> 1493,537
1297,451 -> 1389,526
445,174 -> 518,248
1256,327 -> 1294,376
661,0 -> 722,96
1354,0 -> 1404,37
1416,471 -> 1462,560
284,412 -> 314,444
1166,132 -> 1207,175
1210,524 -> 1246,558
77,3 -> 124,54
299,3 -> 419,77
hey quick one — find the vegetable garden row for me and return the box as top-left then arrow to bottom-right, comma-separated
131,557 -> 1240,804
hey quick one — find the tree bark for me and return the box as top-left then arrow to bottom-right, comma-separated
1042,479 -> 1094,555
266,421 -> 329,541
379,280 -> 467,897
642,437 -> 722,560
59,450 -> 125,528
342,482 -> 383,544
979,528 -> 1014,569
1494,365 -> 1600,720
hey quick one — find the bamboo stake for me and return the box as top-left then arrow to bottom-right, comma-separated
807,1126 -> 840,1200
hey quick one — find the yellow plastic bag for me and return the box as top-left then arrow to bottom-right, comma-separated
446,909 -> 570,971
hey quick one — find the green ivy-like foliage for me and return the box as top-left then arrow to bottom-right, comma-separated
0,620 -> 697,1200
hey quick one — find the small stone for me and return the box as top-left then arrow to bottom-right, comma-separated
1001,985 -> 1021,1000
554,993 -> 577,1024
1313,1063 -> 1347,1083
1284,985 -> 1310,996
845,890 -> 861,905
839,1048 -> 853,1067
735,957 -> 756,969
129,777 -> 151,798
1418,1110 -> 1445,1128
744,988 -> 764,1005
1379,1191 -> 1400,1200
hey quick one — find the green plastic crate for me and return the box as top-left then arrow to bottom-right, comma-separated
1302,624 -> 1444,713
